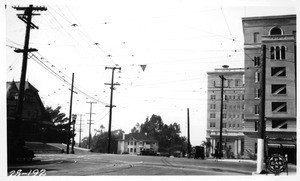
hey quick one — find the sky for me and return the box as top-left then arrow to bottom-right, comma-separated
3,0 -> 299,146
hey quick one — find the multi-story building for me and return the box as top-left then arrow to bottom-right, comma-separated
7,81 -> 53,141
242,15 -> 296,162
206,65 -> 245,158
117,133 -> 158,155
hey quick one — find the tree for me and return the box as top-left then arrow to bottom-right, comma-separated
85,129 -> 124,153
139,114 -> 187,155
201,140 -> 212,157
131,123 -> 140,133
43,106 -> 69,143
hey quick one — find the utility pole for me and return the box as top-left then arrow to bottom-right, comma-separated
105,66 -> 121,153
218,75 -> 226,159
13,5 -> 46,138
187,108 -> 191,158
77,114 -> 84,147
86,101 -> 96,149
67,73 -> 77,154
71,114 -> 77,154
257,45 -> 266,173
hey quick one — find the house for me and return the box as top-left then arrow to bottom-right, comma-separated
117,133 -> 158,155
242,15 -> 296,162
206,65 -> 245,158
7,81 -> 53,142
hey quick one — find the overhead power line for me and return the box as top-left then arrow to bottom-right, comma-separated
29,52 -> 108,105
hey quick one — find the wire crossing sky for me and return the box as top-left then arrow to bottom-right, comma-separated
4,0 -> 298,145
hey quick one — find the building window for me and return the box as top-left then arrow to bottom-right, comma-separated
254,56 -> 260,66
130,142 -> 133,145
241,114 -> 244,119
270,27 -> 282,35
224,104 -> 227,109
272,119 -> 287,129
227,79 -> 231,87
271,67 -> 286,77
210,123 -> 216,127
255,71 -> 260,82
130,148 -> 133,152
242,95 -> 244,100
235,80 -> 239,87
281,46 -> 286,59
237,124 -> 240,127
223,114 -> 227,119
211,95 -> 216,100
254,32 -> 259,43
255,105 -> 260,115
271,46 -> 285,60
272,102 -> 287,112
210,113 -> 216,118
222,123 -> 227,128
134,142 -> 137,145
134,148 -> 136,152
210,104 -> 216,109
233,124 -> 235,128
270,46 -> 275,59
276,46 -> 280,60
271,84 -> 287,95
255,143 -> 257,153
255,88 -> 260,98
242,104 -> 244,110
255,121 -> 258,131
224,95 -> 228,100
229,124 -> 231,128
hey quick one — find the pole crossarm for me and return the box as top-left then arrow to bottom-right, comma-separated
13,5 -> 47,29
14,48 -> 38,53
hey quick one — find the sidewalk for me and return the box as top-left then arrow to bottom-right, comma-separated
207,158 -> 297,175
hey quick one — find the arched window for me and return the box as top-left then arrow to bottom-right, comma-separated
270,27 -> 282,35
281,46 -> 286,59
276,46 -> 280,60
270,46 -> 275,59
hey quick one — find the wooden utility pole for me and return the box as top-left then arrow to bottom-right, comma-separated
13,5 -> 47,138
71,114 -> 77,154
105,66 -> 121,153
86,102 -> 96,149
67,73 -> 76,154
77,114 -> 84,147
187,108 -> 191,158
218,75 -> 226,159
257,45 -> 266,173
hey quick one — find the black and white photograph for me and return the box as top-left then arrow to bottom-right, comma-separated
1,0 -> 298,179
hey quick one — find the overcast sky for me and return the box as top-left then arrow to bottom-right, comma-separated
3,0 -> 298,145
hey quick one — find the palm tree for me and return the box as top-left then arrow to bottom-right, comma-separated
202,140 -> 212,157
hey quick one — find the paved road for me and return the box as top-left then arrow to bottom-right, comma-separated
8,153 -> 260,176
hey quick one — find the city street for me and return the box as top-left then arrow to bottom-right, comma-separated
8,153 -> 259,176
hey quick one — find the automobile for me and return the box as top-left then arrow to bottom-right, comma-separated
194,146 -> 205,159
